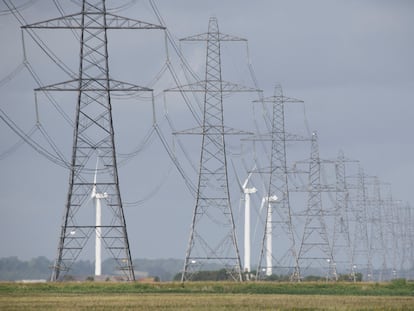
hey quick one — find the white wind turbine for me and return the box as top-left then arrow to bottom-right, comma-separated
91,157 -> 108,277
259,194 -> 278,276
235,166 -> 257,274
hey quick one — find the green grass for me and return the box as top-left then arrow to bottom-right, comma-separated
1,280 -> 413,296
1,281 -> 414,310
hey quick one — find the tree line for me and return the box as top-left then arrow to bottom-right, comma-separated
0,257 -> 183,281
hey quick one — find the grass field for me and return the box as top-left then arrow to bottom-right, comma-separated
1,281 -> 413,310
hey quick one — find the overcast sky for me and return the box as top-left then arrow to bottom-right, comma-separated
0,0 -> 413,263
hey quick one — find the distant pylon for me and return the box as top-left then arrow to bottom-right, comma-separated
296,132 -> 337,281
23,0 -> 165,281
331,150 -> 354,278
167,17 -> 259,282
254,85 -> 303,279
349,167 -> 372,281
369,177 -> 388,281
382,189 -> 399,279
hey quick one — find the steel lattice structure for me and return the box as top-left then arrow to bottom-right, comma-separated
295,132 -> 337,281
167,17 -> 259,282
331,151 -> 354,278
23,0 -> 164,281
349,167 -> 373,281
253,85 -> 303,279
370,177 -> 388,281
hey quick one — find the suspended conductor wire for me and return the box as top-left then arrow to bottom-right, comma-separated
0,28 -> 72,165
3,0 -> 76,79
111,62 -> 170,101
68,0 -> 139,12
19,20 -> 75,129
150,0 -> 203,123
0,107 -> 69,168
162,93 -> 198,174
21,31 -> 96,149
154,123 -> 196,197
53,0 -> 82,41
0,0 -> 37,15
106,0 -> 139,13
123,162 -> 173,207
116,126 -> 157,167
245,41 -> 270,131
55,0 -> 170,101
0,125 -> 38,160
3,2 -> 169,173
146,1 -> 204,185
244,40 -> 272,185
151,0 -> 262,192
37,122 -> 69,167
164,59 -> 202,125
0,62 -> 26,88
149,0 -> 200,84
0,58 -> 73,167
178,42 -> 204,114
54,0 -> 123,85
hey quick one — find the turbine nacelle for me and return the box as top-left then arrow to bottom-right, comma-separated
94,192 -> 108,199
244,187 -> 257,195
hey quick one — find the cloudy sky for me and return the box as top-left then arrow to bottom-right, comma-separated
0,0 -> 413,264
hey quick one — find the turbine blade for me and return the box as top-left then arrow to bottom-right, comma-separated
242,164 -> 256,189
260,197 -> 266,212
242,177 -> 249,189
93,155 -> 99,185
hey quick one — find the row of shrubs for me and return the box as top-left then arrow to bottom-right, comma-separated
173,269 -> 364,282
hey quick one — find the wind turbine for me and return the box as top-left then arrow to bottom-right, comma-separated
91,157 -> 108,277
235,165 -> 257,274
260,194 -> 278,276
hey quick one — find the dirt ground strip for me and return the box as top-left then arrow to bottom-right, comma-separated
1,293 -> 414,310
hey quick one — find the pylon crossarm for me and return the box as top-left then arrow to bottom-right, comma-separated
253,95 -> 303,103
164,80 -> 260,93
23,12 -> 165,30
180,32 -> 246,42
35,79 -> 152,92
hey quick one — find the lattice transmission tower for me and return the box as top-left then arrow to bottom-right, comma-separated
295,132 -> 337,281
168,17 -> 258,282
367,177 -> 388,281
331,150 -> 355,278
349,167 -> 373,281
254,85 -> 303,279
23,0 -> 164,281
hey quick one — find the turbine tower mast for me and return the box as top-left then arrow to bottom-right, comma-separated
91,156 -> 108,277
23,0 -> 164,281
241,172 -> 257,274
168,17 -> 258,282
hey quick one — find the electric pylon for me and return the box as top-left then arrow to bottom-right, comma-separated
23,0 -> 165,281
349,167 -> 373,281
254,85 -> 303,279
402,203 -> 414,279
168,17 -> 258,282
382,189 -> 399,279
368,177 -> 388,281
331,150 -> 354,278
296,132 -> 337,281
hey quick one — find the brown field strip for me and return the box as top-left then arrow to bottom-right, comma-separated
1,293 -> 414,310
